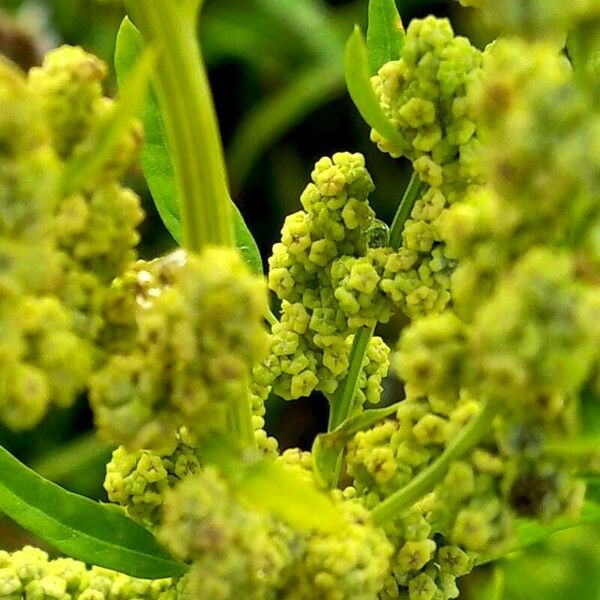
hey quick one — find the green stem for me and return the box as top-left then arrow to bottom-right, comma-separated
389,171 -> 425,249
328,327 -> 373,431
124,0 -> 233,253
372,399 -> 499,526
323,170 -> 425,487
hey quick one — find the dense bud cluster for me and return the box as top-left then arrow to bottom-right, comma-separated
104,434 -> 201,526
29,46 -> 144,340
371,17 -> 483,196
258,152 -> 394,401
159,465 -> 393,600
335,12 -> 600,599
367,17 -> 485,318
3,3 -> 600,599
285,498 -> 393,600
0,42 -> 143,430
158,467 -> 297,600
0,546 -> 175,599
91,248 -> 269,451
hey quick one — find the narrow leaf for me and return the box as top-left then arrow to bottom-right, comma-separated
115,17 -> 264,274
345,26 -> 409,150
366,0 -> 404,75
0,445 -> 185,579
115,18 -> 180,241
62,45 -> 155,196
230,202 -> 264,275
313,402 -> 401,488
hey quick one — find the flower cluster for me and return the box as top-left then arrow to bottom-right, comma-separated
91,247 -> 269,452
368,17 -> 484,318
104,433 -> 201,526
0,546 -> 175,599
0,45 -> 142,431
256,152 -> 393,402
157,463 -> 392,600
336,13 -> 600,599
3,2 -> 600,599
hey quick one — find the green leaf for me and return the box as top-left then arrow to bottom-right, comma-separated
235,459 -> 343,534
345,25 -> 409,151
0,445 -> 185,579
115,17 -> 264,275
197,434 -> 343,533
313,402 -> 401,488
115,18 -> 181,241
366,0 -> 404,75
61,44 -> 155,196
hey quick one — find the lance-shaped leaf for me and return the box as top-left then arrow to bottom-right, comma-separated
61,45 -> 155,196
366,0 -> 405,75
115,17 -> 264,275
345,25 -> 409,151
0,445 -> 186,579
313,402 -> 401,488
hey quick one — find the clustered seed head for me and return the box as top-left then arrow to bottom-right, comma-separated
104,434 -> 201,526
367,17 -> 486,318
0,45 -> 143,431
158,467 -> 298,600
91,247 -> 270,452
0,546 -> 175,599
3,4 -> 600,600
257,152 -> 395,402
341,15 -> 600,599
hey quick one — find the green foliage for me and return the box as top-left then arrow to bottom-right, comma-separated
0,446 -> 185,579
366,0 -> 405,75
114,17 -> 263,274
345,26 -> 409,150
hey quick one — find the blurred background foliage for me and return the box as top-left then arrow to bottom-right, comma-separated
1,1 -> 599,597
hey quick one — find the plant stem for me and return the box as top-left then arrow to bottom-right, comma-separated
323,171 -> 425,487
124,0 -> 233,253
328,327 -> 373,431
372,399 -> 499,526
389,171 -> 425,249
